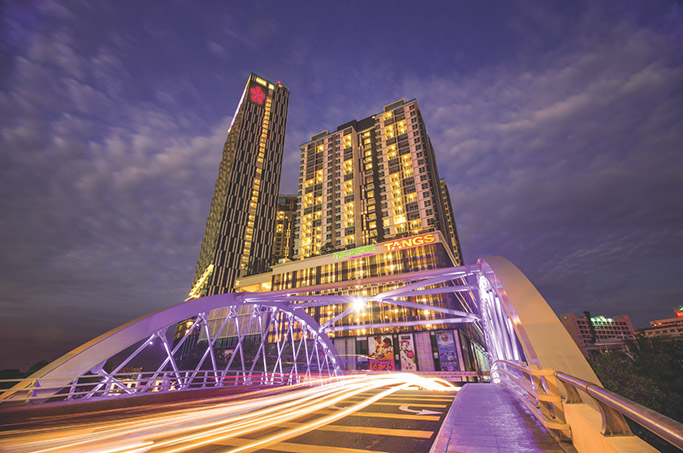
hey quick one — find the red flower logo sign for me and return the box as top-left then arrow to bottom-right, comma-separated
249,86 -> 266,105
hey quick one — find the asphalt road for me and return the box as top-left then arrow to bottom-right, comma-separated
0,375 -> 458,452
242,389 -> 457,453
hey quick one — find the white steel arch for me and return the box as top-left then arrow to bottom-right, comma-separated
4,293 -> 342,402
478,257 -> 600,382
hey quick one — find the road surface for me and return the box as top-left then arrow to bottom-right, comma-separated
0,374 -> 458,452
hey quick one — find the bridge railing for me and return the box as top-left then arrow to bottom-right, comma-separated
490,360 -> 570,437
0,370 -> 337,406
491,360 -> 683,451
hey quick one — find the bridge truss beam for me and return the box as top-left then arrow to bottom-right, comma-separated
2,257 -> 602,405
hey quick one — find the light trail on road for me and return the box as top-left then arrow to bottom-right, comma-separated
0,373 -> 458,453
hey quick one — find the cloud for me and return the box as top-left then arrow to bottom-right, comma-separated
1,0 -> 682,369
410,13 -> 683,322
273,2 -> 683,327
0,3 -> 232,366
207,40 -> 227,57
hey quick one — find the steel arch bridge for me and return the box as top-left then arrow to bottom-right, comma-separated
2,256 -> 597,404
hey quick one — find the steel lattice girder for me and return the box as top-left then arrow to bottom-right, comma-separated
6,293 -> 341,401
4,258 -> 602,403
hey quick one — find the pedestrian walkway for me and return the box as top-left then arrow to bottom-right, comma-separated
431,383 -> 575,452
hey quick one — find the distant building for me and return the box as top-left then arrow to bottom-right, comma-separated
560,313 -> 635,358
636,306 -> 683,338
272,195 -> 298,263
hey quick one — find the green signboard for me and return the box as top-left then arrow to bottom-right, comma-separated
333,244 -> 376,260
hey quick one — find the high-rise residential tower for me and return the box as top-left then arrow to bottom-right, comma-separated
187,74 -> 289,299
439,179 -> 463,266
272,195 -> 298,263
294,99 -> 463,264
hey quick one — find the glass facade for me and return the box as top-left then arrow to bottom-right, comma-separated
233,231 -> 486,373
182,94 -> 482,374
188,73 -> 289,298
176,74 -> 289,356
272,195 -> 298,263
294,99 -> 464,265
439,179 -> 464,264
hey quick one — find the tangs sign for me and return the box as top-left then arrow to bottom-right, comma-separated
332,233 -> 438,261
384,233 -> 436,252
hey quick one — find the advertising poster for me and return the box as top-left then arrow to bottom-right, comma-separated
436,330 -> 460,371
368,335 -> 395,371
398,333 -> 417,371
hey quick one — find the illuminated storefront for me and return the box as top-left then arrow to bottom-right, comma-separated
231,231 -> 487,373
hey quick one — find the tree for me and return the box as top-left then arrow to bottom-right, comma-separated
25,360 -> 50,376
589,337 -> 683,452
0,360 -> 50,389
0,369 -> 23,389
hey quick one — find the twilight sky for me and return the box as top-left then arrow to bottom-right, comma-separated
1,0 -> 682,369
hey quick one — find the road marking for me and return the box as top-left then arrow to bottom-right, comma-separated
360,390 -> 454,395
348,396 -> 454,402
363,390 -> 455,396
280,421 -> 433,438
318,409 -> 440,421
216,436 -> 388,452
351,411 -> 441,421
398,405 -> 442,415
343,401 -> 448,408
348,393 -> 454,400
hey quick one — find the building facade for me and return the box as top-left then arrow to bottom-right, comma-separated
636,307 -> 683,338
272,195 -> 298,263
188,74 -> 289,299
181,95 -> 481,374
560,313 -> 635,357
233,230 -> 486,373
294,99 -> 463,263
439,179 -> 463,266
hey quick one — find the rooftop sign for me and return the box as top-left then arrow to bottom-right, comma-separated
591,316 -> 614,323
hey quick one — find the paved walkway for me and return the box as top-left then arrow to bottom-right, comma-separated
431,383 -> 574,452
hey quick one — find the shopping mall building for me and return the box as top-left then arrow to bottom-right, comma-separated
230,230 -> 489,373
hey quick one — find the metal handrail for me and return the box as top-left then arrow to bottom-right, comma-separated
556,371 -> 683,450
0,370 -> 337,406
491,360 -> 569,436
492,360 -> 683,451
494,359 -> 555,376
